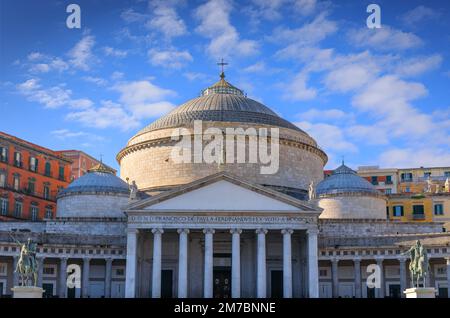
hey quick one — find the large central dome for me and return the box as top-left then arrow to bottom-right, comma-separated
118,73 -> 327,199
134,75 -> 302,138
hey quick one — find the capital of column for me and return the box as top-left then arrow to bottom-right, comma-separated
105,257 -> 113,264
353,257 -> 361,264
152,228 -> 164,235
375,257 -> 384,265
127,228 -> 139,235
398,257 -> 407,263
60,256 -> 68,263
177,228 -> 190,235
203,228 -> 216,235
307,228 -> 319,235
255,228 -> 268,235
281,229 -> 294,235
82,257 -> 91,263
331,257 -> 339,264
230,228 -> 242,235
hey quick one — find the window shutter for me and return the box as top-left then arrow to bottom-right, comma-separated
35,158 -> 39,172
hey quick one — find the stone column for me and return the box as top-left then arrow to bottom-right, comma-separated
203,229 -> 215,298
12,256 -> 19,286
376,258 -> 385,298
177,229 -> 189,298
331,258 -> 339,298
281,229 -> 293,298
125,228 -> 138,298
307,228 -> 319,298
59,257 -> 68,298
82,258 -> 91,298
446,257 -> 450,298
399,258 -> 407,297
37,257 -> 45,288
151,228 -> 164,298
354,258 -> 362,298
230,229 -> 242,298
256,229 -> 268,298
105,258 -> 112,298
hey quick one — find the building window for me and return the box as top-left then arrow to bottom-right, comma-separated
444,171 -> 450,177
14,152 -> 22,167
14,201 -> 22,218
413,205 -> 425,220
319,269 -> 328,277
424,172 -> 431,178
0,263 -> 7,275
27,180 -> 35,195
0,172 -> 6,187
43,185 -> 50,200
401,173 -> 413,182
44,162 -> 51,177
405,187 -> 411,193
13,175 -> 20,191
30,205 -> 39,221
0,147 -> 8,162
385,188 -> 392,194
386,206 -> 389,218
29,156 -> 38,172
393,205 -> 404,217
0,198 -> 8,216
371,176 -> 378,185
45,208 -> 53,219
58,166 -> 65,181
386,175 -> 393,184
434,204 -> 444,216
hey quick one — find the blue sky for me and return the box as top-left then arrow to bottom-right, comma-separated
1,0 -> 449,171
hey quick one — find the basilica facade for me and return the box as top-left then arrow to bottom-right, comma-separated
0,74 -> 449,298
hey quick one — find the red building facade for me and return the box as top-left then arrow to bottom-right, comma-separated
0,132 -> 72,221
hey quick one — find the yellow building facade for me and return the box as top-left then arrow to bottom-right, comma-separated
387,193 -> 450,230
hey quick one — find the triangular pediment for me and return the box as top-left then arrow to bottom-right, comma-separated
126,172 -> 320,213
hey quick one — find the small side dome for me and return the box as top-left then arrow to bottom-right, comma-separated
58,163 -> 129,198
316,164 -> 380,197
56,163 -> 130,218
316,163 -> 386,219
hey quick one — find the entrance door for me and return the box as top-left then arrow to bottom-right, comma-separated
388,284 -> 401,298
319,283 -> 332,298
42,283 -> 54,298
213,268 -> 231,298
111,281 -> 125,298
270,270 -> 283,298
161,270 -> 173,298
0,281 -> 4,296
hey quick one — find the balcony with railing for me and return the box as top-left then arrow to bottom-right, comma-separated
0,183 -> 59,201
418,176 -> 449,182
411,213 -> 425,220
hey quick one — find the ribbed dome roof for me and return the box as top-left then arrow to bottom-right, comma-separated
134,74 -> 303,136
316,164 -> 380,197
58,164 -> 129,197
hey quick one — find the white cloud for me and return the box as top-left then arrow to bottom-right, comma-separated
324,63 -> 376,92
51,129 -> 104,141
68,35 -> 96,71
400,6 -> 440,27
111,72 -> 124,80
378,147 -> 450,168
345,124 -> 389,146
17,79 -> 72,109
147,0 -> 187,39
243,61 -> 266,73
68,98 -> 94,109
347,26 -> 423,51
295,121 -> 358,153
148,48 -> 193,69
29,63 -> 50,73
66,100 -> 140,131
82,76 -> 108,86
271,12 -> 337,49
114,80 -> 176,118
293,0 -> 317,16
195,0 -> 259,58
27,52 -> 45,61
394,54 -> 442,77
120,8 -> 148,23
298,108 -> 352,122
282,72 -> 317,101
103,47 -> 128,58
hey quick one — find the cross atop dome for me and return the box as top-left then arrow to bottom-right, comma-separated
217,58 -> 228,79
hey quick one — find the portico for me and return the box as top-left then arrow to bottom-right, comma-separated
124,173 -> 321,298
